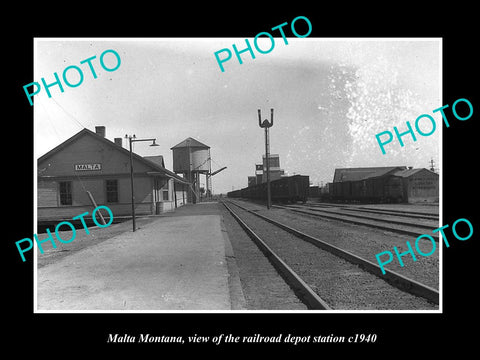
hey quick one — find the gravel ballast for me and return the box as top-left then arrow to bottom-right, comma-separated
232,199 -> 440,290
228,200 -> 439,310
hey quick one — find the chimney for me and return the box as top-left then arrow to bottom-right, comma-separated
95,126 -> 106,138
114,137 -> 123,147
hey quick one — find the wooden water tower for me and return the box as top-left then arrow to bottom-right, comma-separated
171,137 -> 211,204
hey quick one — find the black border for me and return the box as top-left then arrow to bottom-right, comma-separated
6,5 -> 478,354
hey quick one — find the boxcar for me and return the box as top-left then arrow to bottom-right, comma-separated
330,181 -> 352,201
271,175 -> 309,203
227,175 -> 309,203
328,175 -> 405,203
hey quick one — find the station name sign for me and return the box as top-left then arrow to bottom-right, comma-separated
74,163 -> 102,171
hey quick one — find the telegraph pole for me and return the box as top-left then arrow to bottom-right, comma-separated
258,108 -> 274,209
128,135 -> 136,231
125,134 -> 159,231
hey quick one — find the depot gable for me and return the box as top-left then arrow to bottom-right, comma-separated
38,128 -> 163,178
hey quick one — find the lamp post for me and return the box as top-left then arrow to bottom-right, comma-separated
258,108 -> 274,209
125,134 -> 159,232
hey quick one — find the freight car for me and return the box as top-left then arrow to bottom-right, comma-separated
329,175 -> 404,203
228,175 -> 309,203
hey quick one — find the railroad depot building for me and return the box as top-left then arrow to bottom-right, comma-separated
37,126 -> 190,223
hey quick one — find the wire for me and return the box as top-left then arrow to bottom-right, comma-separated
192,157 -> 210,171
38,100 -> 63,143
50,97 -> 87,130
210,156 -> 226,172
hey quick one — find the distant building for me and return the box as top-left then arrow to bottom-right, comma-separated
255,164 -> 263,185
328,166 -> 438,203
393,168 -> 439,203
333,166 -> 406,182
261,154 -> 285,182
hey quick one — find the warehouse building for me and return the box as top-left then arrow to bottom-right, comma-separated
328,166 -> 439,203
393,168 -> 439,203
37,126 -> 190,224
333,166 -> 406,183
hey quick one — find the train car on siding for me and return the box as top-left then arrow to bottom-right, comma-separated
327,166 -> 408,203
227,175 -> 309,203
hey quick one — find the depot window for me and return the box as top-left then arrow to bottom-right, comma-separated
59,181 -> 72,205
162,189 -> 169,201
106,179 -> 119,203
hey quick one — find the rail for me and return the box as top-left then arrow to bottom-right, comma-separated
226,199 -> 439,305
283,204 -> 437,230
222,201 -> 331,310
308,202 -> 439,220
273,204 -> 440,241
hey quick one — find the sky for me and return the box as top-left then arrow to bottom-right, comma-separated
34,38 -> 441,194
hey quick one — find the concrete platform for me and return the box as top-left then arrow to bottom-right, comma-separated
36,203 -> 244,311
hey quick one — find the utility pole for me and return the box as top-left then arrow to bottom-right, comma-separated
128,135 -> 136,231
125,134 -> 159,231
258,108 -> 274,209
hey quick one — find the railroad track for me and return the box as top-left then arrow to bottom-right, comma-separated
274,203 -> 439,240
223,199 -> 439,310
307,202 -> 439,220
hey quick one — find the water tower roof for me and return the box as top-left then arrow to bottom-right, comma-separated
171,137 -> 210,149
